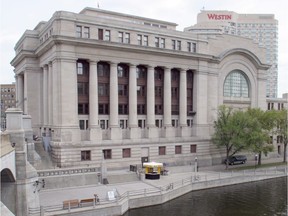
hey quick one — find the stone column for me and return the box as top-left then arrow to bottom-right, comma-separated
146,66 -> 155,127
89,61 -> 102,140
179,69 -> 187,126
48,62 -> 53,127
179,69 -> 189,137
163,67 -> 172,127
16,74 -> 24,112
128,64 -> 137,128
146,65 -> 157,138
23,72 -> 28,114
109,62 -> 121,139
128,64 -> 139,139
43,65 -> 48,126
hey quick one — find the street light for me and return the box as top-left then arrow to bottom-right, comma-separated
254,154 -> 258,170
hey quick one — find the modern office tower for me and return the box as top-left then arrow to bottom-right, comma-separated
11,8 -> 269,168
185,10 -> 278,98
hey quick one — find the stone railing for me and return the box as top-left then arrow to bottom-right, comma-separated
37,167 -> 99,177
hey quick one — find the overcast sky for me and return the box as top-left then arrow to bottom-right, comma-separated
0,0 -> 287,96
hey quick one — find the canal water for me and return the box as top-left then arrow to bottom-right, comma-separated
123,177 -> 287,216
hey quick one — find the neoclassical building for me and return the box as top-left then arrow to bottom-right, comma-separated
11,8 -> 269,168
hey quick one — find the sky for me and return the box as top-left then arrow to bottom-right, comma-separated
0,0 -> 287,96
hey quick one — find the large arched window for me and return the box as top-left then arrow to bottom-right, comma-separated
224,70 -> 249,98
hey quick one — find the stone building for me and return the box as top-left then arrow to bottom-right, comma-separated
0,83 -> 16,130
11,8 -> 269,168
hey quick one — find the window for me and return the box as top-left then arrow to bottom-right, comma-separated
98,83 -> 109,96
171,105 -> 179,115
172,40 -> 176,50
118,104 -> 128,114
177,40 -> 181,50
171,87 -> 179,98
83,27 -> 90,38
137,34 -> 142,45
81,151 -> 91,161
78,103 -> 89,114
143,35 -> 148,46
103,149 -> 112,159
175,145 -> 182,154
137,104 -> 146,114
224,70 -> 249,98
99,104 -> 109,114
100,120 -> 106,129
159,146 -> 166,155
98,29 -> 103,40
79,120 -> 85,130
155,105 -> 163,115
78,83 -> 89,95
136,67 -> 146,79
119,32 -> 124,43
98,63 -> 109,77
160,38 -> 165,48
125,33 -> 130,43
76,25 -> 82,37
118,85 -> 128,96
190,144 -> 197,153
123,148 -> 131,158
104,30 -> 110,41
187,42 -> 191,52
155,87 -> 162,97
155,37 -> 160,47
117,65 -> 128,77
77,62 -> 84,75
155,70 -> 163,80
172,119 -> 178,127
155,119 -> 162,128
192,43 -> 197,52
137,86 -> 145,97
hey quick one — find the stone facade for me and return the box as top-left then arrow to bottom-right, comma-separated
11,8 -> 269,169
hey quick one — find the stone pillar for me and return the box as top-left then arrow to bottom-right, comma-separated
109,62 -> 121,139
128,64 -> 139,139
43,65 -> 48,126
16,74 -> 24,112
5,108 -> 40,216
179,69 -> 187,126
89,61 -> 102,140
23,72 -> 28,114
146,65 -> 157,138
163,67 -> 173,137
48,62 -> 53,127
163,67 -> 172,127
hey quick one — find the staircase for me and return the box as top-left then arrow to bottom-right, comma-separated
33,140 -> 55,170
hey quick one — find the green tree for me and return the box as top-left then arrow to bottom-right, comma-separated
212,106 -> 250,169
246,108 -> 278,165
275,109 -> 288,163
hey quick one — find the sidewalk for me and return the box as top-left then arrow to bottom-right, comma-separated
39,156 -> 286,208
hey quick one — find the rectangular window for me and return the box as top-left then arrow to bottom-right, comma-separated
105,30 -> 110,41
155,87 -> 162,97
77,62 -> 83,75
99,104 -> 109,114
192,43 -> 196,52
187,42 -> 191,52
81,150 -> 91,161
98,83 -> 109,96
159,146 -> 166,155
118,85 -> 128,96
118,104 -> 128,114
155,105 -> 163,115
103,149 -> 112,159
118,32 -> 124,43
190,144 -> 197,153
125,33 -> 130,43
160,38 -> 165,48
100,120 -> 106,129
155,37 -> 160,47
79,120 -> 85,130
78,83 -> 89,95
83,27 -> 90,38
137,34 -> 142,45
172,40 -> 176,50
137,86 -> 145,97
137,104 -> 145,114
143,35 -> 148,46
175,145 -> 182,154
98,29 -> 103,40
123,148 -> 131,158
76,25 -> 82,38
177,40 -> 181,50
78,103 -> 89,114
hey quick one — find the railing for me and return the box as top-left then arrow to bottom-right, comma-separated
37,167 -> 98,177
29,166 -> 287,216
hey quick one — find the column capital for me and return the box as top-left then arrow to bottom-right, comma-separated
89,60 -> 99,64
147,65 -> 156,70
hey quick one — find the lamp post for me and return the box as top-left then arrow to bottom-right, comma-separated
254,154 -> 258,170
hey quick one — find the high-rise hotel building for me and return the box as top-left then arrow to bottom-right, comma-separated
185,10 -> 278,98
11,8 -> 269,168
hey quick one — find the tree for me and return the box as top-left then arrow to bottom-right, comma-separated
212,106 -> 251,169
275,109 -> 288,163
246,108 -> 278,165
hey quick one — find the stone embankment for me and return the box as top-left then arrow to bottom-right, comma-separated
29,164 -> 287,216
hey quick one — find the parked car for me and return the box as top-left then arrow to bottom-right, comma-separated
224,155 -> 247,165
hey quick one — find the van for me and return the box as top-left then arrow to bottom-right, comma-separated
224,155 -> 247,165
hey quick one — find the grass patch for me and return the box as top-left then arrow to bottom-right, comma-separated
229,162 -> 287,171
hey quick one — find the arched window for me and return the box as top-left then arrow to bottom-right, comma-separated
224,70 -> 249,98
